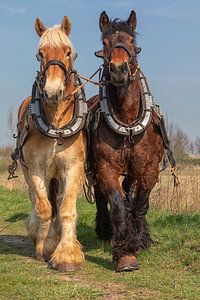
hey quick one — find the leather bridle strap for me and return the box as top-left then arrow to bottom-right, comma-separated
41,60 -> 71,85
42,60 -> 68,76
105,42 -> 135,65
107,43 -> 133,59
103,42 -> 137,83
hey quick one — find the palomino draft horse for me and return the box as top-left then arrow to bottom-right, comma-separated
88,10 -> 173,271
11,17 -> 87,271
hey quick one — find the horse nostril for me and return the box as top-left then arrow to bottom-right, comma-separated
110,62 -> 128,74
110,63 -> 117,73
121,62 -> 128,73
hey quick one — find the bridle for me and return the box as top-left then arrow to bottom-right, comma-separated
95,32 -> 141,84
36,53 -> 72,92
104,42 -> 136,66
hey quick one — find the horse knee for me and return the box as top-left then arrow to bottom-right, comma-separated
35,200 -> 52,221
59,207 -> 76,222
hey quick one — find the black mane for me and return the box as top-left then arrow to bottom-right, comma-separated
102,19 -> 135,38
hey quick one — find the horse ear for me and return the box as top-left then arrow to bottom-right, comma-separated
99,11 -> 109,32
35,18 -> 46,37
127,10 -> 137,31
61,16 -> 71,36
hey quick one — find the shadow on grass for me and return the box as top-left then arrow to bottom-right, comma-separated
86,254 -> 113,270
0,234 -> 34,257
0,220 -> 113,270
1,202 -> 114,270
78,222 -> 113,270
78,221 -> 106,252
5,212 -> 28,223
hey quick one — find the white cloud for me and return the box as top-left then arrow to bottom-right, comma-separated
143,2 -> 200,24
0,5 -> 26,16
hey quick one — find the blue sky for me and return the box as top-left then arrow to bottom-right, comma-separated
0,0 -> 199,145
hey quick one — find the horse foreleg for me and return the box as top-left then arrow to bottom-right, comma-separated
96,166 -> 139,271
49,161 -> 84,272
26,175 -> 52,261
132,171 -> 158,251
94,184 -> 112,242
132,189 -> 152,250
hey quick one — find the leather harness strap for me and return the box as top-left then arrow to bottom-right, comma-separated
29,74 -> 88,140
98,69 -> 154,142
8,72 -> 88,180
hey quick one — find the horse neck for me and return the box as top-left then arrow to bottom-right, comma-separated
108,73 -> 141,124
42,75 -> 75,128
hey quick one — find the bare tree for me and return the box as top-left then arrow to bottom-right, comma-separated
195,137 -> 200,154
167,121 -> 190,157
7,105 -> 17,146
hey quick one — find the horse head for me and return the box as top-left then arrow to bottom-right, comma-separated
35,16 -> 77,106
96,11 -> 141,86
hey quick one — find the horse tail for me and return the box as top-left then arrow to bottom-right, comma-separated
49,178 -> 59,218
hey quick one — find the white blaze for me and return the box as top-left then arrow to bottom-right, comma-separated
44,77 -> 64,98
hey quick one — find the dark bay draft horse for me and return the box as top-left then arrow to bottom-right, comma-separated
88,11 -> 174,272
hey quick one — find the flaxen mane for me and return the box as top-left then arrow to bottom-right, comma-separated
38,25 -> 77,60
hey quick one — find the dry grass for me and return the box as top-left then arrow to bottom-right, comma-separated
0,172 -> 27,191
1,163 -> 200,213
151,165 -> 200,212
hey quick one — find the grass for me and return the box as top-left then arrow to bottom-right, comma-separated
0,187 -> 200,300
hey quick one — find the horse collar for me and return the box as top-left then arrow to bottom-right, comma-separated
99,70 -> 154,142
28,74 -> 88,142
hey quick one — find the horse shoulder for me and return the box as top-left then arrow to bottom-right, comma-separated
18,96 -> 31,121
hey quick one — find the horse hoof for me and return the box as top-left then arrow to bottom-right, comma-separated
35,254 -> 45,262
49,262 -> 82,272
115,255 -> 139,272
57,263 -> 82,272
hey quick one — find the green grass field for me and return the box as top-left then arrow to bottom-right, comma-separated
0,187 -> 200,300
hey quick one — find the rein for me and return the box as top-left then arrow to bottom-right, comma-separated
64,67 -> 104,100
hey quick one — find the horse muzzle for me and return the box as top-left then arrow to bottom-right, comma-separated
109,62 -> 129,86
44,78 -> 65,105
44,89 -> 65,106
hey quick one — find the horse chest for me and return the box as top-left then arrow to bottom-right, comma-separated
23,135 -> 84,173
95,133 -> 150,175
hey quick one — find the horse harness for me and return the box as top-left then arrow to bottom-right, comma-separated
8,51 -> 179,189
92,31 -> 178,180
8,59 -> 88,180
90,65 -> 178,186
